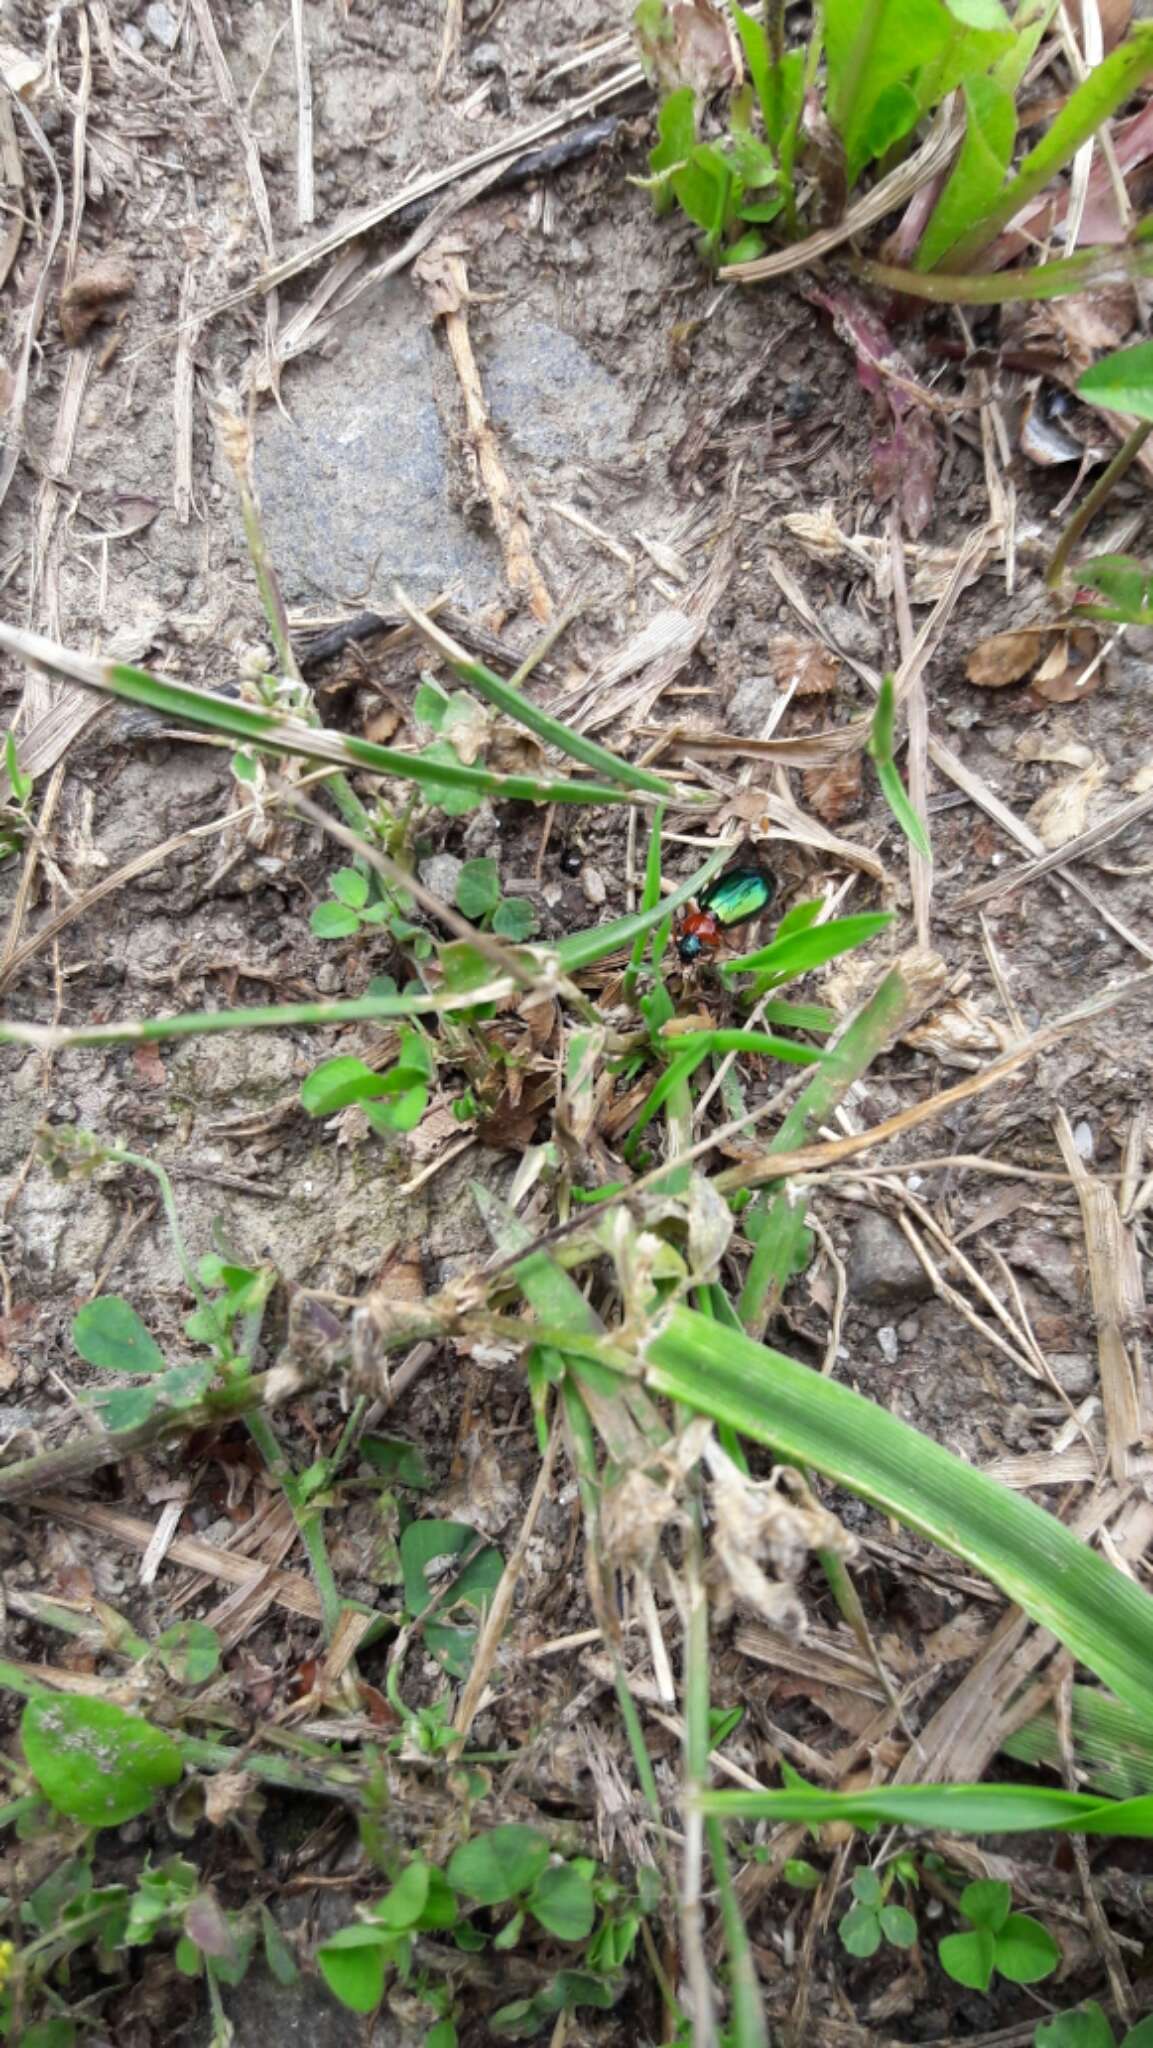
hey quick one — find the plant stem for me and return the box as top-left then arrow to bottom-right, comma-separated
858,241 -> 1153,306
1047,420 -> 1153,590
244,1410 -> 344,1640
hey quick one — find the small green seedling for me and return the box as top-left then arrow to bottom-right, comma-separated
0,729 -> 34,859
938,1880 -> 1059,1993
454,856 -> 538,942
838,1863 -> 918,1959
1050,338 -> 1153,591
1035,2006 -> 1153,2048
300,1027 -> 436,1137
318,1828 -> 638,2034
867,675 -> 931,862
311,865 -> 433,959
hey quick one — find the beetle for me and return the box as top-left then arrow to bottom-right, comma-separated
676,864 -> 776,964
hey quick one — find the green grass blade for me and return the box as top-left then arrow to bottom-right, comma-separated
0,622 -> 641,808
867,674 -> 931,860
623,804 -> 667,1004
555,846 -> 730,972
659,1029 -> 823,1065
721,913 -> 892,980
946,29 -> 1153,269
695,1781 -> 1153,1836
396,592 -> 677,798
645,1305 -> 1153,1728
1002,1688 -> 1153,1800
0,986 -> 521,1051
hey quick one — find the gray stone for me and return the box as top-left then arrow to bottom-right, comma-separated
1047,1353 -> 1095,1398
818,603 -> 883,664
418,852 -> 463,905
726,673 -> 775,736
144,1 -> 180,48
848,1213 -> 934,1307
254,283 -> 497,609
469,39 -> 503,72
484,318 -> 632,466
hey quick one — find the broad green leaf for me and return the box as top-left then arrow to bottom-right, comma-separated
447,1824 -> 550,1905
825,0 -> 951,178
1078,340 -> 1153,423
1075,553 -> 1153,626
948,30 -> 1153,268
310,900 -> 362,939
646,1307 -> 1153,1728
316,1925 -> 391,2012
1125,2021 -> 1153,2046
425,2026 -> 458,2048
851,1867 -> 883,1907
939,1926 -> 996,1991
154,1362 -> 213,1408
648,85 -> 696,183
361,1434 -> 433,1487
87,1384 -> 158,1430
300,1055 -> 385,1115
839,1903 -> 881,1957
22,1694 -> 182,1826
784,1858 -> 823,1890
879,1903 -> 918,1947
919,76 -> 1016,271
413,678 -> 452,729
492,898 -> 538,941
417,739 -> 485,816
673,148 -> 728,236
373,1859 -> 431,1929
862,80 -> 920,161
329,867 -> 369,910
155,1621 -> 221,1684
994,1912 -> 1060,1984
456,857 -> 501,920
260,1903 -> 300,1985
944,0 -> 1010,22
22,2027 -> 78,2048
529,1863 -> 596,1941
416,1868 -> 459,1931
365,1084 -> 427,1133
1035,2009 -> 1116,2048
961,1878 -> 1011,1930
73,1296 -> 166,1376
399,1519 -> 503,1621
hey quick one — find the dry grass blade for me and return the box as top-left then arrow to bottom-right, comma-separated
959,785 -> 1153,906
290,0 -> 315,227
1055,1109 -> 1150,1484
0,85 -> 63,520
723,103 -> 964,283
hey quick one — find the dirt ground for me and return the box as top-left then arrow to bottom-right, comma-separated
2,2 -> 1153,2045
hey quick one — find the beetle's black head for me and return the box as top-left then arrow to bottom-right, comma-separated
677,933 -> 703,963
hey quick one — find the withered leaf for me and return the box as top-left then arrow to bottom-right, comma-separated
802,754 -> 863,826
60,256 -> 136,346
965,628 -> 1048,687
1028,626 -> 1102,703
768,634 -> 841,696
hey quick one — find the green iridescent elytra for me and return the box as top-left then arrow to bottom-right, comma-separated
699,866 -> 776,928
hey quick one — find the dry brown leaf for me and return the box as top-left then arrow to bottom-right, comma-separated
373,1241 -> 424,1303
203,1770 -> 254,1828
802,754 -> 863,826
905,996 -> 1015,1066
404,1101 -> 462,1163
1026,757 -> 1107,848
768,634 -> 840,696
364,703 -> 401,745
966,627 -> 1048,687
1015,725 -> 1095,770
636,0 -> 742,98
1028,626 -> 1102,703
59,256 -> 136,346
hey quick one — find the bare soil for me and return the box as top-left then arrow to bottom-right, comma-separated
2,3 -> 1152,2045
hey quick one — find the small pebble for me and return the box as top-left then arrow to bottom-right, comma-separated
782,382 -> 817,420
1072,1118 -> 1094,1161
581,867 -> 607,907
897,1316 -> 920,1342
144,1 -> 180,49
877,1325 -> 899,1363
419,852 -> 464,904
468,39 -> 503,72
